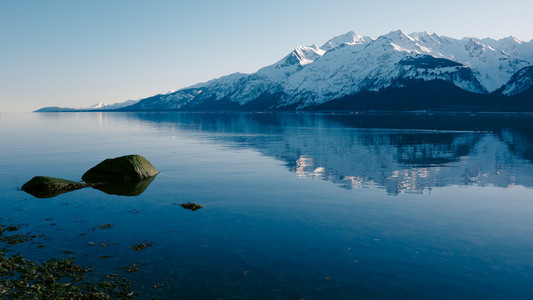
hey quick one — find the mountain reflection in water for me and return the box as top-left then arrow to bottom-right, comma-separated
111,112 -> 533,195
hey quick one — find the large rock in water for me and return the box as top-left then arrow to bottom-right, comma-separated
82,155 -> 159,184
21,176 -> 88,198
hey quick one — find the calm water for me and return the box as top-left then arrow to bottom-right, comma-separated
1,111 -> 533,299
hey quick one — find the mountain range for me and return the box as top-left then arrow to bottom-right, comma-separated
37,30 -> 533,112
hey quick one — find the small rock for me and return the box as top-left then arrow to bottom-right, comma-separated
6,226 -> 20,232
21,176 -> 88,198
96,224 -> 113,230
179,202 -> 203,211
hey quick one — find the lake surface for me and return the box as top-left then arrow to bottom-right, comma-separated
1,111 -> 533,299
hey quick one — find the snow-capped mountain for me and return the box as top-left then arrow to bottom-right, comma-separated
86,100 -> 139,110
36,99 -> 139,112
37,30 -> 533,112
89,100 -> 139,110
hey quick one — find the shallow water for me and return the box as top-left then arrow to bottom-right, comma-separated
1,111 -> 533,299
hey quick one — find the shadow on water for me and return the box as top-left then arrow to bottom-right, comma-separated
110,111 -> 533,194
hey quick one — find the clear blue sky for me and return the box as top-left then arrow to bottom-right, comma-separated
1,0 -> 532,112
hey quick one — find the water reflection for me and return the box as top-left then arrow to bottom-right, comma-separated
60,112 -> 533,194
21,175 -> 157,198
90,175 -> 157,196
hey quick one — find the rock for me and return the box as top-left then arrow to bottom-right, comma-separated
21,176 -> 88,198
179,202 -> 203,211
82,155 -> 159,184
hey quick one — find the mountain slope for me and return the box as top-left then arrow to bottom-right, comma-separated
501,66 -> 533,96
35,100 -> 139,112
38,30 -> 533,112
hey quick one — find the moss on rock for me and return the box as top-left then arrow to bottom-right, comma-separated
21,176 -> 88,198
82,155 -> 159,184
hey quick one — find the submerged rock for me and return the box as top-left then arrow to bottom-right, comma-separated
82,155 -> 159,184
179,202 -> 203,211
21,176 -> 88,198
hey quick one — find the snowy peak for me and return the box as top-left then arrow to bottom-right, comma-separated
381,30 -> 416,42
372,30 -> 438,55
253,44 -> 327,83
320,31 -> 369,51
480,35 -> 524,47
87,103 -> 106,109
87,100 -> 140,110
502,35 -> 523,45
464,39 -> 494,56
410,32 -> 445,47
284,44 -> 326,66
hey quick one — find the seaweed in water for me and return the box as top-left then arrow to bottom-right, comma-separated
0,224 -> 134,298
129,241 -> 154,251
179,202 -> 203,211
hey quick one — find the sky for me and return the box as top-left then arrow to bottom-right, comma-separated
1,0 -> 532,112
